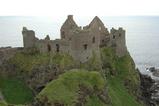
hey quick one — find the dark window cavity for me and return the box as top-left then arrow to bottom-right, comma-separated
119,33 -> 121,37
56,44 -> 60,52
92,37 -> 95,43
83,44 -> 88,50
113,35 -> 115,39
47,44 -> 51,52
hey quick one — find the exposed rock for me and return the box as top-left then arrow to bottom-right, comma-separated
0,47 -> 20,66
0,91 -> 3,101
140,72 -> 159,106
26,64 -> 62,93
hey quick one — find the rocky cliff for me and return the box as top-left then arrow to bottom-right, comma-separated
140,69 -> 159,106
0,47 -> 144,106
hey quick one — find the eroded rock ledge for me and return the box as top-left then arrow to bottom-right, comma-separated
140,68 -> 159,106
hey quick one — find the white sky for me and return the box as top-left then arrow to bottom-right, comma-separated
0,0 -> 159,17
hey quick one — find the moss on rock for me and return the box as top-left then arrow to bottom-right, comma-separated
0,100 -> 7,106
8,51 -> 75,73
101,47 -> 142,106
0,77 -> 34,105
37,70 -> 108,106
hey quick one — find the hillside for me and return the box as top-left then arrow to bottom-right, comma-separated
37,70 -> 108,106
0,47 -> 143,106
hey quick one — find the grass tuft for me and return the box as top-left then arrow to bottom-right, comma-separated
0,77 -> 34,104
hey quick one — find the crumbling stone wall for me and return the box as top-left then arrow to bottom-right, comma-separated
22,27 -> 38,48
0,47 -> 19,66
22,15 -> 127,63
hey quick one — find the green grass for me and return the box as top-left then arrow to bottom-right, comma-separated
0,100 -> 7,106
85,95 -> 106,106
1,47 -> 143,106
0,77 -> 34,104
101,47 -> 142,106
107,77 -> 140,106
9,51 -> 75,73
38,70 -> 106,106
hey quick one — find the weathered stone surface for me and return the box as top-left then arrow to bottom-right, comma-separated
140,71 -> 159,106
22,15 -> 127,63
26,64 -> 62,93
0,47 -> 19,66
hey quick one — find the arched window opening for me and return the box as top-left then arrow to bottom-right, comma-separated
92,37 -> 95,43
47,44 -> 51,52
56,44 -> 60,52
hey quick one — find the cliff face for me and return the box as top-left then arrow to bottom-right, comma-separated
140,71 -> 159,106
0,47 -> 143,106
100,47 -> 142,106
37,70 -> 110,106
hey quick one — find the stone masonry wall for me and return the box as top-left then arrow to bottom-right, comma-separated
22,15 -> 127,63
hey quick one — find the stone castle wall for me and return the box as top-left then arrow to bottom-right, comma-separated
22,15 -> 127,63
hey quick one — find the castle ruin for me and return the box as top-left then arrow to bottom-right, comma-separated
22,15 -> 127,63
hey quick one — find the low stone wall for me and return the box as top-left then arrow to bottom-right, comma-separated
0,47 -> 21,66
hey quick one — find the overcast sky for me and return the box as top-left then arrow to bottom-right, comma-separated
0,0 -> 159,17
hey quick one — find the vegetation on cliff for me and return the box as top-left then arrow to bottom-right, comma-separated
0,77 -> 33,104
0,47 -> 143,106
0,100 -> 8,106
101,47 -> 142,106
8,49 -> 75,73
37,70 -> 107,106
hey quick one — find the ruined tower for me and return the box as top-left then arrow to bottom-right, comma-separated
22,27 -> 37,48
110,27 -> 127,57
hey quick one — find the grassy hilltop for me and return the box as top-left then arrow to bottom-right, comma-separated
0,47 -> 143,106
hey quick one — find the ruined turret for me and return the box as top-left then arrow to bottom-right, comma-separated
110,27 -> 127,57
22,27 -> 36,48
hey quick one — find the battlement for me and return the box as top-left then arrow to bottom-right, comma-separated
22,15 -> 127,62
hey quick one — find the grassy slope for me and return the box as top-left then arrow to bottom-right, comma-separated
38,70 -> 106,106
0,51 -> 75,105
0,77 -> 34,105
0,100 -> 7,106
9,51 -> 75,73
1,47 -> 143,106
101,47 -> 142,106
